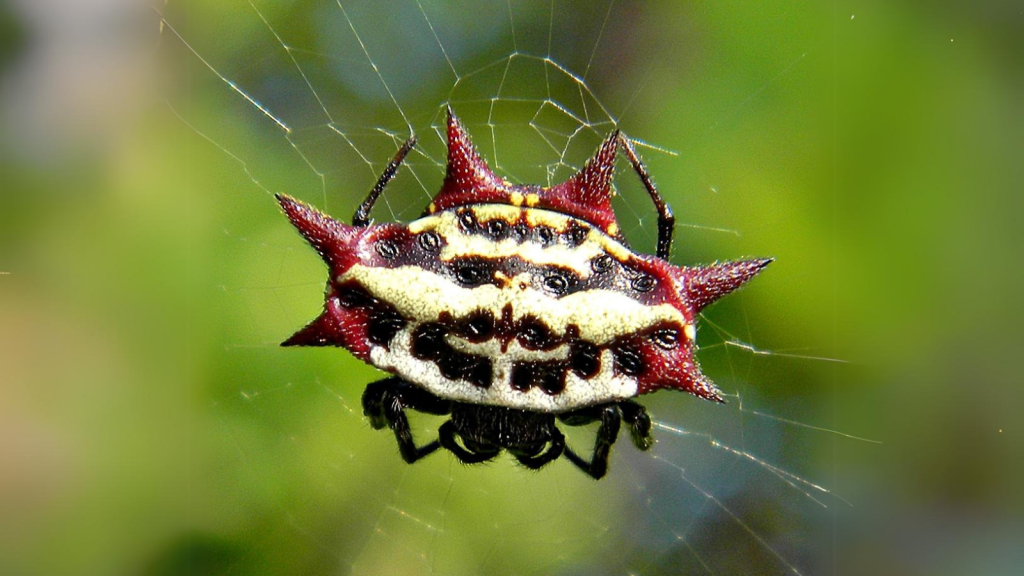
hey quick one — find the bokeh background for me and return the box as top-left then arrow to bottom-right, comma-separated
1,0 -> 1021,575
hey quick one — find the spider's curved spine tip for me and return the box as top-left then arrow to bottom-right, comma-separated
274,192 -> 301,213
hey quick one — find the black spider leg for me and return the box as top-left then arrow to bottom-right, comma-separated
617,134 -> 675,260
362,377 -> 450,464
618,400 -> 655,451
438,421 -> 501,464
511,430 -> 566,471
352,136 -> 417,227
558,405 -> 622,479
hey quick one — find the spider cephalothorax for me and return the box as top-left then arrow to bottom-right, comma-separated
277,107 -> 770,478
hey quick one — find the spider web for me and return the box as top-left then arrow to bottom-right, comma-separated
159,1 -> 868,574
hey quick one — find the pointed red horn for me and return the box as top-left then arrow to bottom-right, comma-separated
279,278 -> 372,357
424,107 -> 509,213
689,369 -> 726,403
281,309 -> 344,347
542,131 -> 623,234
444,106 -> 496,188
567,130 -> 618,204
275,194 -> 361,272
684,258 -> 773,313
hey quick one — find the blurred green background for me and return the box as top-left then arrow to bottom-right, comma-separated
1,0 -> 1020,575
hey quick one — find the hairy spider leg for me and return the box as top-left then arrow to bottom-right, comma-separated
558,404 -> 623,479
352,136 -> 418,227
616,134 -> 676,260
362,377 -> 449,463
438,421 -> 501,464
510,431 -> 566,470
618,400 -> 655,451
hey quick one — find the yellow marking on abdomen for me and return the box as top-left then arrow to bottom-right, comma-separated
407,207 -> 637,275
342,264 -> 685,345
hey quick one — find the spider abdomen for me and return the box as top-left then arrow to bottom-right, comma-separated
316,202 -> 706,412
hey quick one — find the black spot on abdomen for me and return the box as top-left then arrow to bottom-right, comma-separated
510,361 -> 568,396
411,323 -> 447,360
368,308 -> 406,346
462,356 -> 493,388
510,363 -> 536,392
454,311 -> 495,343
613,345 -> 645,376
536,366 -> 567,395
411,321 -> 492,388
570,342 -> 601,379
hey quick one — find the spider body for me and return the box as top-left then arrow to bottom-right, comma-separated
277,107 -> 770,478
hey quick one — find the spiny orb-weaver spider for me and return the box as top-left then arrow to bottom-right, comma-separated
277,107 -> 770,479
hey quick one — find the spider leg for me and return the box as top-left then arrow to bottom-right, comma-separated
618,400 -> 655,451
512,431 -> 566,471
438,421 -> 501,464
352,136 -> 417,227
361,377 -> 450,464
560,405 -> 622,480
557,404 -> 605,427
617,133 -> 675,260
